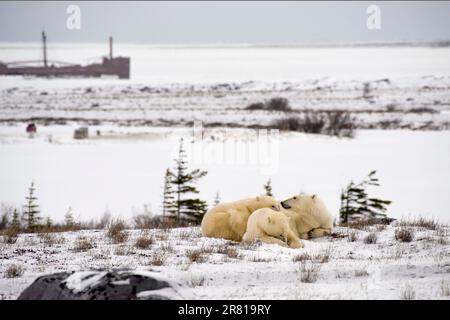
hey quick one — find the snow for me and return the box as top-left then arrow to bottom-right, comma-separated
1,224 -> 449,300
63,271 -> 107,293
0,126 -> 449,224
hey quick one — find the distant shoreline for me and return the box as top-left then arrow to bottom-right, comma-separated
0,40 -> 449,49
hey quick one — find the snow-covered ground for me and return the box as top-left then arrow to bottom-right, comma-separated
1,125 -> 449,224
1,222 -> 449,300
1,77 -> 449,129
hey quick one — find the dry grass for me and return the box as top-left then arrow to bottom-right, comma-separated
160,242 -> 174,253
354,269 -> 369,277
400,284 -> 416,300
186,248 -> 209,263
348,230 -> 358,242
4,264 -> 24,278
239,240 -> 262,251
107,219 -> 129,244
398,217 -> 440,230
2,228 -> 19,244
363,232 -> 378,244
185,276 -> 206,288
395,227 -> 414,242
299,262 -> 321,283
134,232 -> 153,249
149,252 -> 166,266
249,255 -> 275,263
342,219 -> 381,231
292,247 -> 333,263
215,244 -> 239,259
441,280 -> 450,297
114,245 -> 135,256
73,235 -> 95,252
38,232 -> 65,247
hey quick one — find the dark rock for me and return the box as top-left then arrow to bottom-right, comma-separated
18,270 -> 189,300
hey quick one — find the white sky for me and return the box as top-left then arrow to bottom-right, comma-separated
0,1 -> 450,43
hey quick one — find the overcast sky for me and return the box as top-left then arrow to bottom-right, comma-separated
1,1 -> 449,43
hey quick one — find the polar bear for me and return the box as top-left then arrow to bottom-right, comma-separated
243,208 -> 304,248
201,195 -> 281,241
280,193 -> 334,239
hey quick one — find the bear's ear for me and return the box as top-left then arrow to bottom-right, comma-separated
312,194 -> 316,200
268,216 -> 273,224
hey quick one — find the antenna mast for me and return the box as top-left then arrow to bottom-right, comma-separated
109,36 -> 113,59
42,31 -> 48,68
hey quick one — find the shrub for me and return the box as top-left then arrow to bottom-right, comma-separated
299,113 -> 327,134
266,97 -> 291,111
216,245 -> 239,259
272,116 -> 303,131
348,230 -> 358,242
408,107 -> 437,114
325,111 -> 356,138
4,264 -> 24,278
398,217 -> 439,231
395,228 -> 414,242
354,269 -> 369,277
299,262 -> 321,283
292,248 -> 332,263
400,284 -> 416,300
245,102 -> 266,111
107,219 -> 128,244
272,110 -> 355,137
133,213 -> 154,229
2,228 -> 19,244
114,245 -> 134,256
186,248 -> 208,263
135,232 -> 153,249
364,232 -> 378,244
149,252 -> 166,266
185,276 -> 205,287
73,235 -> 95,252
38,232 -> 64,246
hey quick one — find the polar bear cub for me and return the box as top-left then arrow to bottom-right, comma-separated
201,195 -> 281,242
280,193 -> 333,239
243,208 -> 304,248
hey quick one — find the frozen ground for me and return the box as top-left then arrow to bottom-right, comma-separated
1,222 -> 449,300
1,77 -> 450,129
1,125 -> 449,223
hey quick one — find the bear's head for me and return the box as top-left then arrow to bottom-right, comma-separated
280,193 -> 321,213
264,211 -> 292,243
250,195 -> 281,212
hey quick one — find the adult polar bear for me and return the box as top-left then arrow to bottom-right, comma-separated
280,193 -> 334,239
201,195 -> 281,242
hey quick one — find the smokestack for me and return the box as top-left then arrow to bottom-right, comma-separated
109,36 -> 113,59
42,31 -> 48,68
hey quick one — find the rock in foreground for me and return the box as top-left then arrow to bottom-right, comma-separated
17,270 -> 189,300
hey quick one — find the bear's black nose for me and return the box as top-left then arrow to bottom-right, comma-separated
281,201 -> 291,209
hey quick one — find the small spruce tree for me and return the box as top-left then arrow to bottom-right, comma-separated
45,217 -> 52,229
170,138 -> 208,224
11,209 -> 21,230
23,181 -> 40,232
64,207 -> 75,230
162,168 -> 176,217
339,170 -> 392,223
263,179 -> 273,197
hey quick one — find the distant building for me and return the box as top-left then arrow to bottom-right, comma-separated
74,127 -> 89,140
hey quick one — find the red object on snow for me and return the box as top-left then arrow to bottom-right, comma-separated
26,123 -> 37,133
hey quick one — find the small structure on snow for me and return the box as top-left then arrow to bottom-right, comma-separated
73,127 -> 89,140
